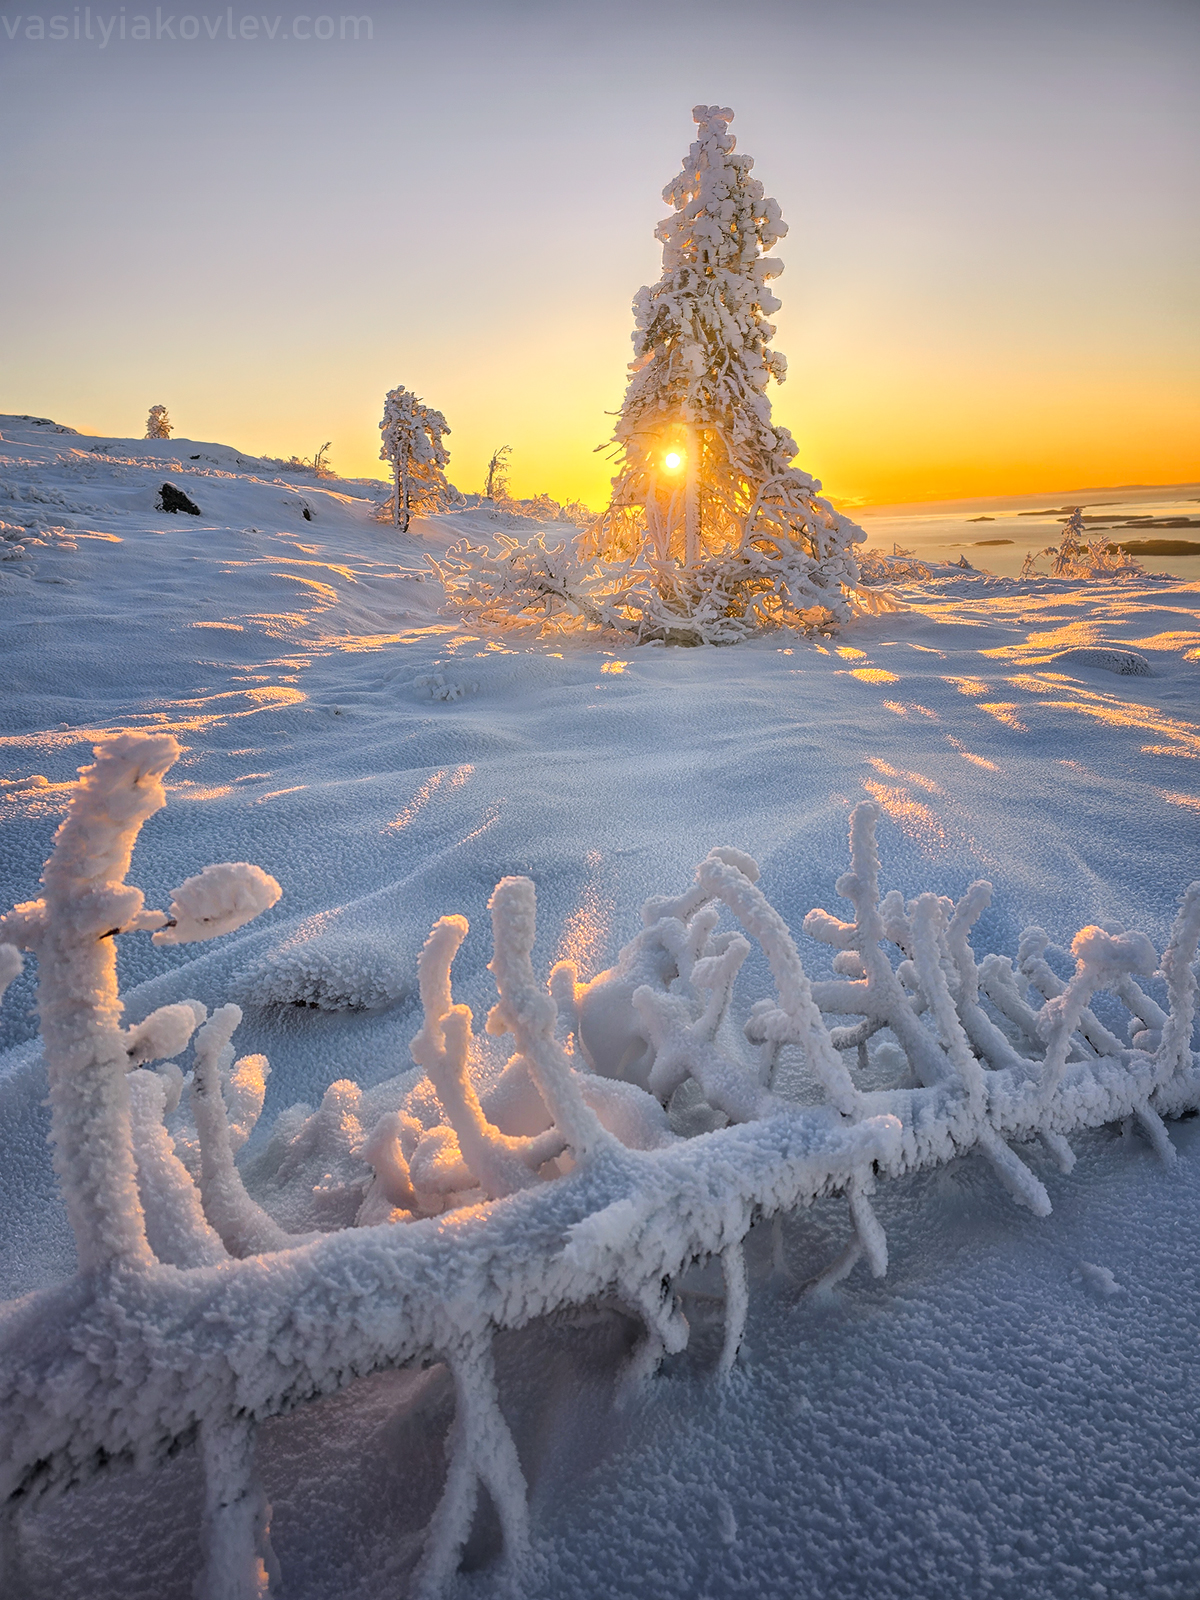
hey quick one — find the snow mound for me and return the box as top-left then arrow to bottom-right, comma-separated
1051,646 -> 1151,676
1073,1260 -> 1124,1298
236,929 -> 411,1011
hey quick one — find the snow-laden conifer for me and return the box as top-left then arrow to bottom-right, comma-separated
435,107 -> 869,642
145,404 -> 172,440
595,104 -> 862,603
378,385 -> 451,531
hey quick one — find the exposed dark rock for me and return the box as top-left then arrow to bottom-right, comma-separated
159,483 -> 201,516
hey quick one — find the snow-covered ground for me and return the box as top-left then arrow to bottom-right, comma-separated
2,415 -> 1199,1599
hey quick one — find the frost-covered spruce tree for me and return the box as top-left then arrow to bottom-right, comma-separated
590,105 -> 865,630
146,404 -> 172,440
379,385 -> 451,532
433,107 -> 869,642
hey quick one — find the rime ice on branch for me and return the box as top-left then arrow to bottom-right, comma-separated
0,733 -> 280,1272
1,737 -> 1198,1600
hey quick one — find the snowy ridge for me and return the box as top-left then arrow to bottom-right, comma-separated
1,732 -> 1198,1597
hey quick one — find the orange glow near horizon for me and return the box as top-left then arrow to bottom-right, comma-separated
63,339 -> 1195,517
45,179 -> 1199,515
4,4 -> 1195,519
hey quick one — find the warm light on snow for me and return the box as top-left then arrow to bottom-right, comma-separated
0,408 -> 1198,1599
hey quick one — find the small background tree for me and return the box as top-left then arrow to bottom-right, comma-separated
1019,508 -> 1144,582
145,405 -> 172,440
379,386 -> 452,531
484,445 -> 512,503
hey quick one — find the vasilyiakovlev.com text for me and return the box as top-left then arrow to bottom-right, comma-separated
3,10 -> 374,43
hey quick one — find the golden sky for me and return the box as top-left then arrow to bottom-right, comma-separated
2,0 -> 1196,510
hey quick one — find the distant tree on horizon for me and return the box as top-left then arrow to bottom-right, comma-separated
145,405 -> 172,440
378,386 -> 451,532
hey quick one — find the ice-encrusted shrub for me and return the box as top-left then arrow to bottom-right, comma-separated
483,443 -> 512,502
434,107 -> 868,646
1020,508 -> 1146,581
145,404 -> 172,440
1,731 -> 1198,1599
857,548 -> 933,584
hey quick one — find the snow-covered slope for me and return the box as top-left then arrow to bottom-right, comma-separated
2,418 -> 1199,1599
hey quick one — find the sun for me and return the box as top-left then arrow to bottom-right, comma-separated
663,451 -> 682,471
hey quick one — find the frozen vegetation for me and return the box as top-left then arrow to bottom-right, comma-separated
1,720 -> 1198,1597
436,108 -> 868,644
0,401 -> 1199,1598
378,387 -> 453,533
1018,509 -> 1147,582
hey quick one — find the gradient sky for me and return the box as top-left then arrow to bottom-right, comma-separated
2,0 -> 1197,507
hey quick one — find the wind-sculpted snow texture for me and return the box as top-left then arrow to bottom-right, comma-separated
1,735 -> 1198,1598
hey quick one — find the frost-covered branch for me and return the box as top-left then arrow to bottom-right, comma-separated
409,912 -> 567,1203
1,734 -> 1197,1600
0,733 -> 282,1272
190,1005 -> 294,1256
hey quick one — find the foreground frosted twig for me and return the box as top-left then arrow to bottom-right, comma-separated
485,876 -> 611,1160
409,913 -> 569,1202
414,1338 -> 529,1600
0,733 -> 283,1590
191,1005 -> 294,1256
0,734 -> 279,1272
197,1413 -> 280,1600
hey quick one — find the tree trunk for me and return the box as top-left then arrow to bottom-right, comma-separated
683,423 -> 700,568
